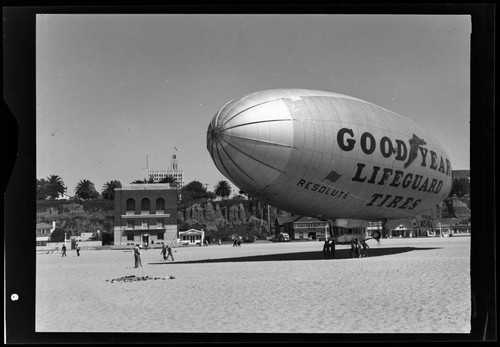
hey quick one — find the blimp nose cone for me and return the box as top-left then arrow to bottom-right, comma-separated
207,96 -> 294,193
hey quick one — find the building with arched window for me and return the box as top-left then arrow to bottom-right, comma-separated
114,184 -> 177,246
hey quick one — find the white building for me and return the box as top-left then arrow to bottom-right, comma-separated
178,229 -> 205,245
148,154 -> 185,188
36,221 -> 55,246
76,232 -> 94,242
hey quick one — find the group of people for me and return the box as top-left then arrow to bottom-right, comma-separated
232,238 -> 242,247
61,244 -> 80,257
351,238 -> 369,258
133,243 -> 174,268
323,237 -> 336,258
62,242 -> 173,268
322,237 -> 370,259
160,244 -> 175,262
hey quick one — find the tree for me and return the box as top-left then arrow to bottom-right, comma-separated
36,178 -> 49,200
131,177 -> 155,184
101,180 -> 122,200
50,227 -> 67,242
215,180 -> 232,199
159,175 -> 177,186
74,179 -> 100,200
205,191 -> 216,200
45,175 -> 66,199
181,180 -> 209,202
102,231 -> 114,246
131,179 -> 146,184
449,177 -> 470,198
178,221 -> 191,231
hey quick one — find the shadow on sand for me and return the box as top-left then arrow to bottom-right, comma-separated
149,246 -> 440,265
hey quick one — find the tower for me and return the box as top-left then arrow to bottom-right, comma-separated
170,154 -> 178,171
147,154 -> 184,189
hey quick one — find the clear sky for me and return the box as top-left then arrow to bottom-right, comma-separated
36,14 -> 470,197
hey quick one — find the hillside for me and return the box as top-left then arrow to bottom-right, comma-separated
36,198 -> 284,243
177,198 -> 289,241
36,200 -> 115,243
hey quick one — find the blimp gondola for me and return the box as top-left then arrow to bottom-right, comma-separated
207,89 -> 452,223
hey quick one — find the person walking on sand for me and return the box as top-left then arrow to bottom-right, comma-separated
353,239 -> 361,258
166,245 -> 174,261
360,239 -> 369,257
323,238 -> 330,258
134,244 -> 142,268
76,244 -> 80,257
161,244 -> 167,261
61,244 -> 67,257
329,237 -> 336,259
350,239 -> 356,258
356,239 -> 363,258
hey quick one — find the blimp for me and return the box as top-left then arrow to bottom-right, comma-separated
207,89 -> 452,225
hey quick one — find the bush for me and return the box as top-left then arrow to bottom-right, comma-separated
50,227 -> 67,242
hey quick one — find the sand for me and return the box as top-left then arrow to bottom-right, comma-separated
36,237 -> 471,334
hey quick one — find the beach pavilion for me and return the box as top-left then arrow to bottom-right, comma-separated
385,219 -> 414,238
178,229 -> 205,245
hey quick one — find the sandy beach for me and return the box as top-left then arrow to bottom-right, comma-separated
36,237 -> 470,334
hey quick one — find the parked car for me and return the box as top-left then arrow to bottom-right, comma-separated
273,233 -> 290,242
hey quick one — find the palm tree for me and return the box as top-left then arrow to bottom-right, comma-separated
74,179 -> 100,200
101,180 -> 122,200
46,175 -> 66,199
214,180 -> 232,199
